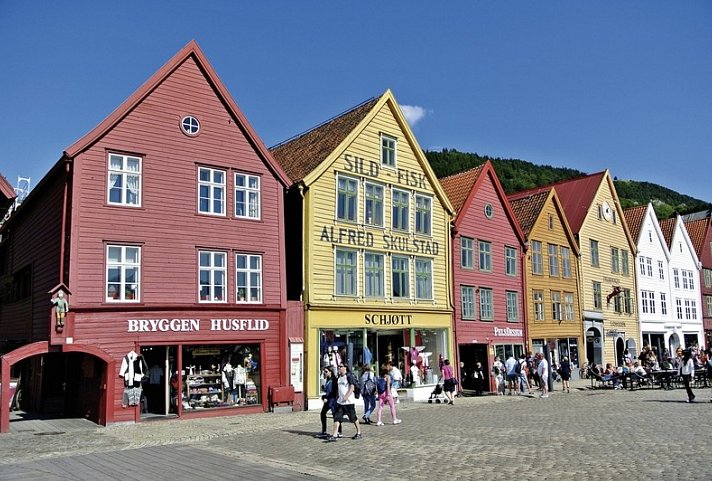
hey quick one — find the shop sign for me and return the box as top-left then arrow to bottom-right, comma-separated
364,313 -> 413,325
606,330 -> 623,338
127,318 -> 270,333
320,226 -> 439,255
664,324 -> 682,330
493,327 -> 523,337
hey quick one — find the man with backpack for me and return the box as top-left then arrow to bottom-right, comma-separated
326,363 -> 362,441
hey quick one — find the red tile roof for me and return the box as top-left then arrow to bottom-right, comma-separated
270,98 -> 379,183
511,171 -> 607,234
439,164 -> 485,214
623,205 -> 647,243
0,174 -> 16,213
659,217 -> 676,248
683,217 -> 711,257
508,189 -> 550,237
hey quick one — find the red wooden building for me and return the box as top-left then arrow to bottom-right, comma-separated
440,161 -> 527,392
0,41 -> 301,432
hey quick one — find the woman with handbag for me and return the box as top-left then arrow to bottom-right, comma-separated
441,359 -> 457,405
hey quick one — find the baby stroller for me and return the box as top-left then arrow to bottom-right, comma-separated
427,383 -> 447,403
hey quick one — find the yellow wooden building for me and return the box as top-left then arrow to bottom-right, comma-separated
509,187 -> 583,370
549,171 -> 639,367
271,91 -> 454,405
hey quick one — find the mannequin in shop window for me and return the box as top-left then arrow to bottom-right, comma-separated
222,361 -> 235,403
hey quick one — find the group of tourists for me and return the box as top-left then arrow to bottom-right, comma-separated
316,360 -> 404,442
489,352 -> 566,398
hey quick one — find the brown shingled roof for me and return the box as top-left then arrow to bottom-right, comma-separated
270,97 -> 379,183
683,217 -> 711,257
659,217 -> 676,248
439,164 -> 485,214
508,190 -> 550,238
623,205 -> 647,243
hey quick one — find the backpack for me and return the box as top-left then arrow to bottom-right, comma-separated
514,359 -> 522,375
362,373 -> 377,396
347,373 -> 361,399
376,376 -> 387,394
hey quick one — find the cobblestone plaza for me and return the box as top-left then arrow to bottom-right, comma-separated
1,380 -> 710,480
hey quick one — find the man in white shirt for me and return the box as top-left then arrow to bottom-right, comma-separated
505,354 -> 519,395
327,364 -> 362,441
536,352 -> 549,398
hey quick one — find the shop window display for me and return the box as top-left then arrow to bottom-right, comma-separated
318,328 -> 448,389
181,344 -> 260,410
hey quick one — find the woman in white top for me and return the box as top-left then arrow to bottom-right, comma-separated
679,349 -> 696,403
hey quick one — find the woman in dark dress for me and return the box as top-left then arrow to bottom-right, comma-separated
559,356 -> 572,393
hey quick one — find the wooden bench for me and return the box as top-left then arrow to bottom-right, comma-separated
268,385 -> 295,412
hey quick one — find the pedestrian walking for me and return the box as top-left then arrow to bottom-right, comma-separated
472,362 -> 485,396
375,366 -> 401,425
317,367 -> 341,438
679,349 -> 696,403
518,353 -> 530,394
492,356 -> 504,395
326,363 -> 362,441
360,364 -> 377,425
559,356 -> 572,393
536,353 -> 549,398
441,359 -> 457,405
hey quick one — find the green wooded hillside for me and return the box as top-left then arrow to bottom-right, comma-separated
425,148 -> 711,219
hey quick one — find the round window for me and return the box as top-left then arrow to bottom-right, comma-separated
484,203 -> 494,219
181,115 -> 200,136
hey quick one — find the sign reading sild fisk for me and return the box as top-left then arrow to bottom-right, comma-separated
127,318 -> 270,332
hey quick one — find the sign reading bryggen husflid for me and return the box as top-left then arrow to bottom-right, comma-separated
271,91 -> 454,407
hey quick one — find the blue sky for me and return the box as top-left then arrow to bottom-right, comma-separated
1,1 -> 711,202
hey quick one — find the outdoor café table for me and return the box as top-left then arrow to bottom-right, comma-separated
649,369 -> 677,389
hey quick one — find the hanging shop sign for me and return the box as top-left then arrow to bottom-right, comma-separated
126,318 -> 270,333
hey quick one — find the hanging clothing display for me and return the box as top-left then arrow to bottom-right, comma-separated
119,350 -> 147,408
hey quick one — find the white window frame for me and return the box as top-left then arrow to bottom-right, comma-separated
660,293 -> 668,315
106,245 -> 141,302
532,240 -> 543,275
611,247 -> 620,274
199,250 -> 227,303
107,153 -> 142,207
505,246 -> 517,277
414,194 -> 432,236
335,249 -> 358,297
364,252 -> 385,298
236,253 -> 262,303
336,175 -> 359,223
590,240 -> 599,267
198,167 -> 226,216
705,295 -> 712,317
381,133 -> 397,168
364,181 -> 385,227
533,290 -> 544,321
478,240 -> 492,272
548,244 -> 559,277
658,260 -> 665,280
564,292 -> 574,320
621,250 -> 629,276
234,173 -> 261,220
506,291 -> 519,321
561,247 -> 571,278
676,298 -> 683,320
593,282 -> 602,310
461,237 -> 474,269
673,269 -> 680,288
646,257 -> 653,277
479,288 -> 494,320
551,291 -> 562,321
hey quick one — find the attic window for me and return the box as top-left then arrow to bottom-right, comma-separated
181,115 -> 200,136
484,204 -> 494,219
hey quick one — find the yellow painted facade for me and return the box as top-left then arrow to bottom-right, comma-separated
300,92 -> 454,400
577,173 -> 639,367
522,190 -> 583,365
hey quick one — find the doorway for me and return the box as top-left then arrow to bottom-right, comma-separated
140,346 -> 177,418
458,344 -> 489,391
586,327 -> 603,366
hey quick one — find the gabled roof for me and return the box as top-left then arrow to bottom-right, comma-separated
64,40 -> 290,187
438,164 -> 485,214
270,98 -> 378,183
507,189 -> 550,238
270,90 -> 453,215
683,217 -> 711,258
663,216 -> 701,268
659,217 -> 675,248
440,160 -> 525,247
0,174 -> 15,213
622,205 -> 647,243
